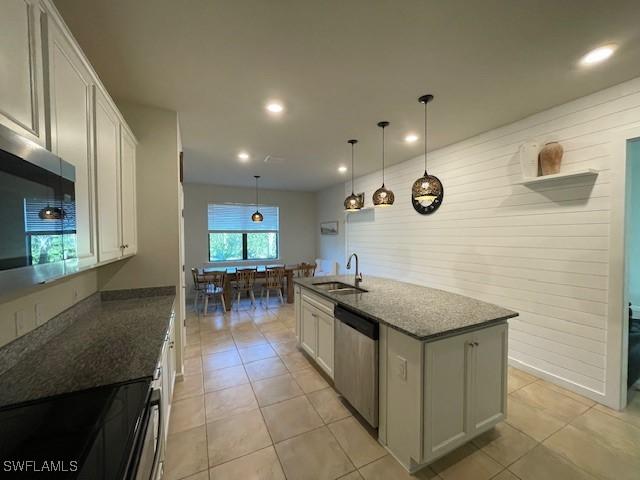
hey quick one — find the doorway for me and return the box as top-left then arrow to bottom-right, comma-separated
626,138 -> 640,396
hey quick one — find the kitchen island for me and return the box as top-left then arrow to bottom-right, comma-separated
294,275 -> 518,473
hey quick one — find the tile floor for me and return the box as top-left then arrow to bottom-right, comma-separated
166,300 -> 640,480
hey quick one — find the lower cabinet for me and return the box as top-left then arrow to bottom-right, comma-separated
297,288 -> 335,379
159,311 -> 176,444
294,285 -> 302,342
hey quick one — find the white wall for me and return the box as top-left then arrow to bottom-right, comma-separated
184,183 -> 317,295
629,139 -> 640,311
317,77 -> 640,405
316,182 -> 347,274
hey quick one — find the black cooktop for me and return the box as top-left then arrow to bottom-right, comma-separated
0,379 -> 151,479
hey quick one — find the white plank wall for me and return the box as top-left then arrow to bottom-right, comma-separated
342,77 -> 640,399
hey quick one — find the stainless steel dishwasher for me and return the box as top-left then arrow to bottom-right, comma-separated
334,305 -> 379,428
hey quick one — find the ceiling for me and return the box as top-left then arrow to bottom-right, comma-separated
53,0 -> 640,191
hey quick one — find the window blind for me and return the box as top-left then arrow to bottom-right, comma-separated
207,204 -> 279,231
24,199 -> 77,233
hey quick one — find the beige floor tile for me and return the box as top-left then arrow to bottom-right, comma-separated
430,443 -> 502,480
259,321 -> 289,334
272,340 -> 300,356
569,408 -> 640,456
508,367 -> 537,393
509,445 -> 596,480
534,380 -> 596,407
328,417 -> 386,468
275,426 -> 355,480
543,417 -> 640,480
200,338 -> 236,355
358,455 -> 438,479
338,472 -> 364,480
164,425 -> 208,480
265,329 -> 297,344
593,390 -> 640,428
491,470 -> 519,480
262,395 -> 324,442
505,396 -> 565,442
245,356 -> 289,381
292,367 -> 330,393
203,364 -> 249,392
184,344 -> 202,360
308,388 -> 352,423
185,334 -> 201,346
510,381 -> 590,423
281,351 -> 313,372
239,343 -> 277,363
472,422 -> 537,467
208,446 -> 285,480
173,373 -> 204,401
206,409 -> 272,466
182,471 -> 209,480
202,349 -> 242,372
253,373 -> 304,406
204,383 -> 258,422
184,357 -> 203,375
169,395 -> 206,434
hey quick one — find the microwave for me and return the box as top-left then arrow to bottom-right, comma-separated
0,124 -> 76,290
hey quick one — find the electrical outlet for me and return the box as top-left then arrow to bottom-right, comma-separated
15,311 -> 28,336
35,303 -> 45,326
397,356 -> 407,381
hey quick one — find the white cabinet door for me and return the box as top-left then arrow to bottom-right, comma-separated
47,19 -> 97,264
300,301 -> 318,358
316,310 -> 334,378
423,333 -> 472,461
120,126 -> 137,255
294,286 -> 301,342
0,0 -> 46,145
469,324 -> 507,434
94,88 -> 122,261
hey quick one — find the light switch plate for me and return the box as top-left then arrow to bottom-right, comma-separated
15,311 -> 28,336
397,355 -> 407,381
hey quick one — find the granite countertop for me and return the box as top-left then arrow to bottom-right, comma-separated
295,275 -> 517,340
0,287 -> 175,408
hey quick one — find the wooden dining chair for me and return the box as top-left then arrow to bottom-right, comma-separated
233,267 -> 257,310
191,268 -> 205,311
201,271 -> 227,313
299,262 -> 316,277
261,267 -> 285,307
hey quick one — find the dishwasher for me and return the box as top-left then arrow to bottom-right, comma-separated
333,305 -> 379,428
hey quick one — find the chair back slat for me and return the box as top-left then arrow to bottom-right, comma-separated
235,268 -> 256,289
265,267 -> 284,288
201,271 -> 226,289
299,262 -> 316,277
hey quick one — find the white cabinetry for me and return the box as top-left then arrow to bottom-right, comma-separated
94,88 -> 122,262
120,126 -> 137,255
294,285 -> 302,342
297,288 -> 335,379
46,17 -> 97,263
0,0 -> 47,145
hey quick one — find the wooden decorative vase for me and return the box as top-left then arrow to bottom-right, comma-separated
539,142 -> 563,175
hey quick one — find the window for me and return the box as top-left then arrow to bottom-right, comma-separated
208,204 -> 279,262
24,199 -> 77,265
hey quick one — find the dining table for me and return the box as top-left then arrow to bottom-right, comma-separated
201,264 -> 302,311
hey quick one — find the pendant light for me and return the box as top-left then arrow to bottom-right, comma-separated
344,139 -> 364,211
251,175 -> 264,222
411,94 -> 443,204
39,203 -> 65,220
372,121 -> 394,207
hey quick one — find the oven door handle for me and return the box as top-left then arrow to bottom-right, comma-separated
149,388 -> 163,480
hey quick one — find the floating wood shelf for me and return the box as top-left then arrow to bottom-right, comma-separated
516,169 -> 599,185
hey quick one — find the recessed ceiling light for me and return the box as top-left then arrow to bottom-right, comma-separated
405,133 -> 419,143
580,44 -> 617,66
238,151 -> 250,161
266,101 -> 284,113
338,165 -> 347,173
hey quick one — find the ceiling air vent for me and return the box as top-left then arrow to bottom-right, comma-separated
263,155 -> 285,165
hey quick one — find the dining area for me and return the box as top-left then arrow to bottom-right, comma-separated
191,262 -> 317,313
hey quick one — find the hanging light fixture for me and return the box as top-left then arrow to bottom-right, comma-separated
251,175 -> 264,222
344,139 -> 364,211
411,94 -> 443,214
372,121 -> 394,207
39,203 -> 65,220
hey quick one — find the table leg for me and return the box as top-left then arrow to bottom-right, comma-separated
223,277 -> 232,311
286,271 -> 294,304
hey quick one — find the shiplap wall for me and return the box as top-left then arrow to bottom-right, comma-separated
341,77 -> 640,399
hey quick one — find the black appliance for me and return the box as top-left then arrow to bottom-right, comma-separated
0,379 -> 162,480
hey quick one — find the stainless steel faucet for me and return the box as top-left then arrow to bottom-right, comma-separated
346,253 -> 362,285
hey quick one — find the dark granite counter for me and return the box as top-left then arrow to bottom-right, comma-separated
0,287 -> 175,408
295,275 -> 517,340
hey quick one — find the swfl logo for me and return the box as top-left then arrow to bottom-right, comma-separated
3,460 -> 79,472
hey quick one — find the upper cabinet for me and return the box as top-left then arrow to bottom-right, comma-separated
0,0 -> 139,269
120,126 -> 137,255
46,15 -> 97,264
94,88 -> 122,262
0,0 -> 47,145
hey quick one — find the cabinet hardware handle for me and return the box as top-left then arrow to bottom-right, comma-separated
474,342 -> 479,346
153,366 -> 162,380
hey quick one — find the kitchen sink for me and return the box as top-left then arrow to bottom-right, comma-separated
312,281 -> 367,294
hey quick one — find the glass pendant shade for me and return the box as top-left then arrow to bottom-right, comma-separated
373,121 -> 394,207
344,139 -> 363,211
251,210 -> 264,222
39,205 -> 64,220
412,172 -> 443,202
